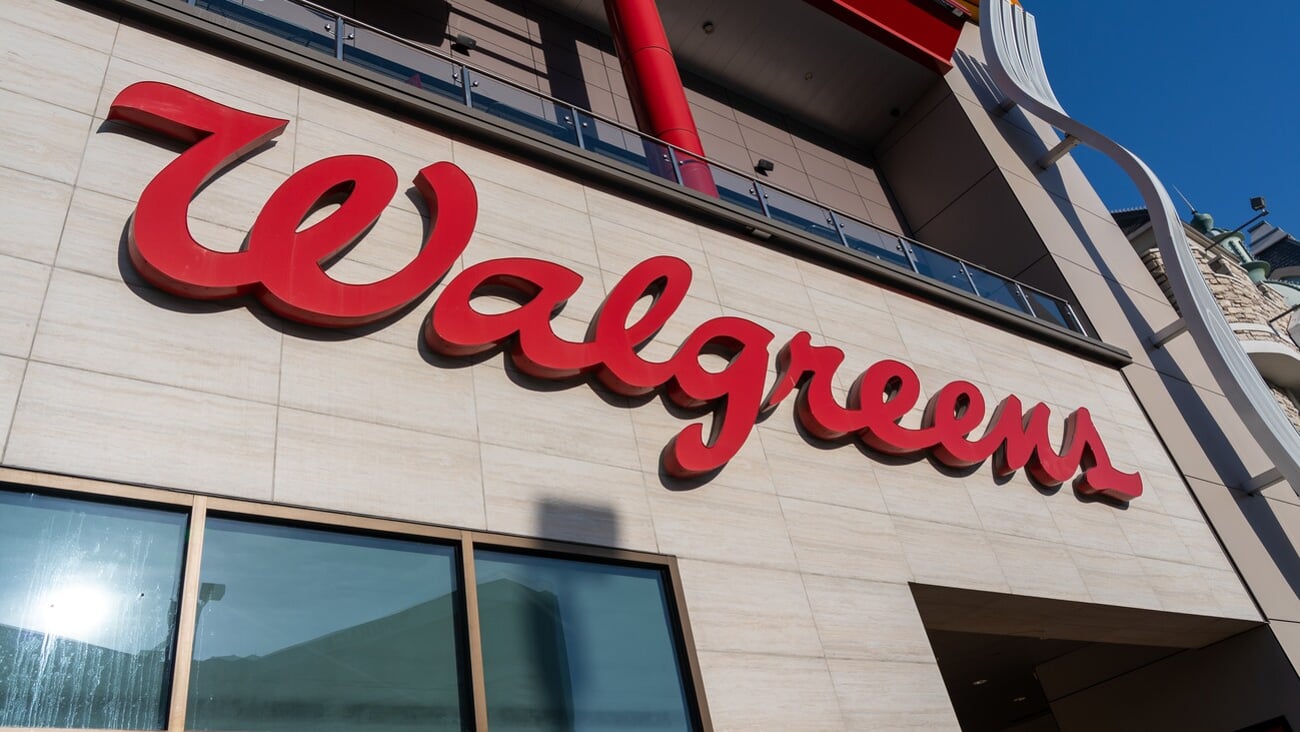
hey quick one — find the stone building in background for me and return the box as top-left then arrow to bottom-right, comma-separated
1117,208 -> 1300,430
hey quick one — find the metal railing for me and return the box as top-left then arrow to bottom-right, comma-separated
188,0 -> 1088,335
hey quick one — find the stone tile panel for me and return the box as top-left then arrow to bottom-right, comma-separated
0,21 -> 110,116
0,254 -> 50,360
827,658 -> 960,731
479,443 -> 657,551
697,651 -> 845,732
804,575 -> 936,663
677,559 -> 824,657
275,407 -> 486,530
6,362 -> 276,498
0,89 -> 91,185
0,166 -> 74,266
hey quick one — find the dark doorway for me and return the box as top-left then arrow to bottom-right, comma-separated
910,584 -> 1259,731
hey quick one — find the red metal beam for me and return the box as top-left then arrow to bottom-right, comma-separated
604,0 -> 716,195
803,0 -> 964,74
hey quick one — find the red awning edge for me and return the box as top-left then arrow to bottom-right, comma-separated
803,0 -> 963,74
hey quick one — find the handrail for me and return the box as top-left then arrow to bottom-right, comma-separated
186,0 -> 1088,335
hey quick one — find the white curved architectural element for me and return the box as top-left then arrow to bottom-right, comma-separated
1239,340 -> 1300,393
980,0 -> 1300,498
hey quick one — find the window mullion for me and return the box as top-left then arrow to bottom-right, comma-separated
666,556 -> 714,732
167,495 -> 209,731
460,531 -> 490,731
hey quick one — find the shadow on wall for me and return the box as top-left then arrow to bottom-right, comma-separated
537,498 -> 622,550
951,52 -> 1300,601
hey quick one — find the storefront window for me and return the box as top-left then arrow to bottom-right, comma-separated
185,519 -> 468,731
0,491 -> 187,730
475,551 -> 695,732
0,484 -> 704,731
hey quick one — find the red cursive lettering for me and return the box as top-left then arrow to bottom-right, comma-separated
107,81 -> 1142,501
108,81 -> 475,326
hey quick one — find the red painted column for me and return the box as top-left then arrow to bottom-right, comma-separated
604,0 -> 717,196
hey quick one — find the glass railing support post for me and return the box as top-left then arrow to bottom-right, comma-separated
1065,303 -> 1088,337
333,15 -> 345,60
1013,283 -> 1038,317
959,262 -> 980,294
899,239 -> 921,273
571,105 -> 586,149
668,148 -> 683,185
828,211 -> 850,249
753,181 -> 772,218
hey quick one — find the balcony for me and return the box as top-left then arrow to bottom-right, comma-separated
179,0 -> 1088,336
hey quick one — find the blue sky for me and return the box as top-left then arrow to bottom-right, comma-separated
1026,2 -> 1299,237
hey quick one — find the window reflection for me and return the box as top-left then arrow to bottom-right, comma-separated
0,490 -> 186,730
186,519 -> 468,731
0,487 -> 704,732
475,551 -> 695,731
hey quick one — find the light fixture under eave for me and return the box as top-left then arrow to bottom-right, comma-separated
452,33 -> 477,52
747,227 -> 773,240
932,0 -> 972,19
701,20 -> 715,34
971,679 -> 989,686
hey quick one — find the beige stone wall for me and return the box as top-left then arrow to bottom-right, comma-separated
1137,245 -> 1300,430
0,1 -> 1266,728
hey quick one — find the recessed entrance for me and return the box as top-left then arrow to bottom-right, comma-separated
910,584 -> 1263,731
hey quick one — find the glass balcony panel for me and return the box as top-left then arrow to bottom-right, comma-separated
576,112 -> 675,182
838,217 -> 913,269
470,74 -> 578,145
696,160 -> 763,214
0,491 -> 187,729
1023,289 -> 1077,331
343,27 -> 463,102
196,0 -> 335,53
967,266 -> 1033,315
909,244 -> 977,295
762,187 -> 840,244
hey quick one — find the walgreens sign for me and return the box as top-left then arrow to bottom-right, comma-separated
107,82 -> 1142,501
